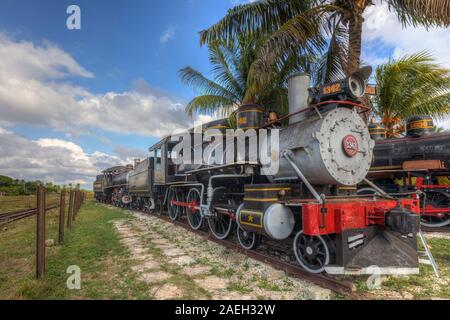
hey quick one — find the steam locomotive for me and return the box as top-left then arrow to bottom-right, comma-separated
94,67 -> 421,274
365,116 -> 450,228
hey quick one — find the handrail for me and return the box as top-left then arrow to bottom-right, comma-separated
264,100 -> 371,128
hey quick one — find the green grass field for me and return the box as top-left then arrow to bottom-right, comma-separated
0,200 -> 152,299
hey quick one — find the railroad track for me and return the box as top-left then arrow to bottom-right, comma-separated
110,204 -> 356,295
422,226 -> 450,234
0,204 -> 60,226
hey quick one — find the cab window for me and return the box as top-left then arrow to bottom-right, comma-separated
155,148 -> 162,170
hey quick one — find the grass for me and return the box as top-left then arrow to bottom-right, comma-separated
0,200 -> 154,299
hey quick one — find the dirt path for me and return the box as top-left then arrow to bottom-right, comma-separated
112,207 -> 331,300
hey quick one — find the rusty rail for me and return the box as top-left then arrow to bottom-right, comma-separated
422,226 -> 450,234
0,204 -> 60,226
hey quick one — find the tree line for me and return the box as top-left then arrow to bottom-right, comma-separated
0,175 -> 78,196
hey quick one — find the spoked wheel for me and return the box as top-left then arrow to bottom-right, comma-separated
208,190 -> 234,240
421,213 -> 450,228
237,226 -> 260,250
208,211 -> 233,240
293,230 -> 331,274
167,189 -> 180,221
186,188 -> 203,230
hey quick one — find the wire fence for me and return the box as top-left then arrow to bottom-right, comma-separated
0,187 -> 86,279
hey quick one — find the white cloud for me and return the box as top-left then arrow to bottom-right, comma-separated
362,1 -> 450,68
160,26 -> 175,45
0,35 -> 220,187
0,36 -> 93,80
0,34 -> 195,137
0,129 -> 125,189
362,1 -> 450,129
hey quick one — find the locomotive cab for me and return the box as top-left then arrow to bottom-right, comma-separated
149,138 -> 186,185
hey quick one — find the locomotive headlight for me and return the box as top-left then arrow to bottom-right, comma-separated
346,74 -> 365,99
312,66 -> 372,103
346,66 -> 372,99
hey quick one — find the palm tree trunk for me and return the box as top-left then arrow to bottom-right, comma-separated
347,15 -> 363,75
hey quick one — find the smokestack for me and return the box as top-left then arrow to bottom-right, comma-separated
288,73 -> 310,124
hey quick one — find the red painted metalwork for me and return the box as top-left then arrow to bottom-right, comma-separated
422,206 -> 450,215
171,199 -> 200,211
413,177 -> 450,216
415,177 -> 450,190
302,198 -> 420,236
264,100 -> 371,128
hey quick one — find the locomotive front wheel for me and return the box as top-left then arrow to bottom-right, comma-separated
208,212 -> 233,240
293,231 -> 330,274
186,188 -> 203,230
208,192 -> 234,240
237,226 -> 260,250
167,189 -> 179,221
421,214 -> 450,228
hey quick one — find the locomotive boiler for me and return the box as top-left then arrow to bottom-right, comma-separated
95,67 -> 422,275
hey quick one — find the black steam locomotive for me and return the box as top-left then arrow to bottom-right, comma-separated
95,68 -> 422,275
364,116 -> 450,228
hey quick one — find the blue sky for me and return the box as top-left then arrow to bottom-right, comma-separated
0,0 -> 448,188
0,0 -> 230,95
0,0 -> 237,154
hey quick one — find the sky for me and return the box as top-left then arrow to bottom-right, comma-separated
0,0 -> 448,189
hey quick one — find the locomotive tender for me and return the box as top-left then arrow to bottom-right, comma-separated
95,67 -> 421,274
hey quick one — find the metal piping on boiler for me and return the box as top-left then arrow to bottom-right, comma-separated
282,150 -> 324,204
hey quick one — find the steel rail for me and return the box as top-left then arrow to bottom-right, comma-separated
0,204 -> 60,226
421,225 -> 450,233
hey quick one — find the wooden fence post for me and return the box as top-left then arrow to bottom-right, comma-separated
58,191 -> 65,243
67,190 -> 74,229
36,185 -> 46,279
73,191 -> 78,220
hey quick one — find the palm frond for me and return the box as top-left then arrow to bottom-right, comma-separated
208,42 -> 245,98
312,18 -> 348,85
386,0 -> 450,28
199,0 -> 314,45
374,52 -> 450,122
243,4 -> 345,98
185,95 -> 237,117
178,66 -> 240,102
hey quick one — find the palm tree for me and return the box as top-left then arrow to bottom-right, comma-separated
373,52 -> 450,137
200,0 -> 449,78
179,35 -> 308,117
